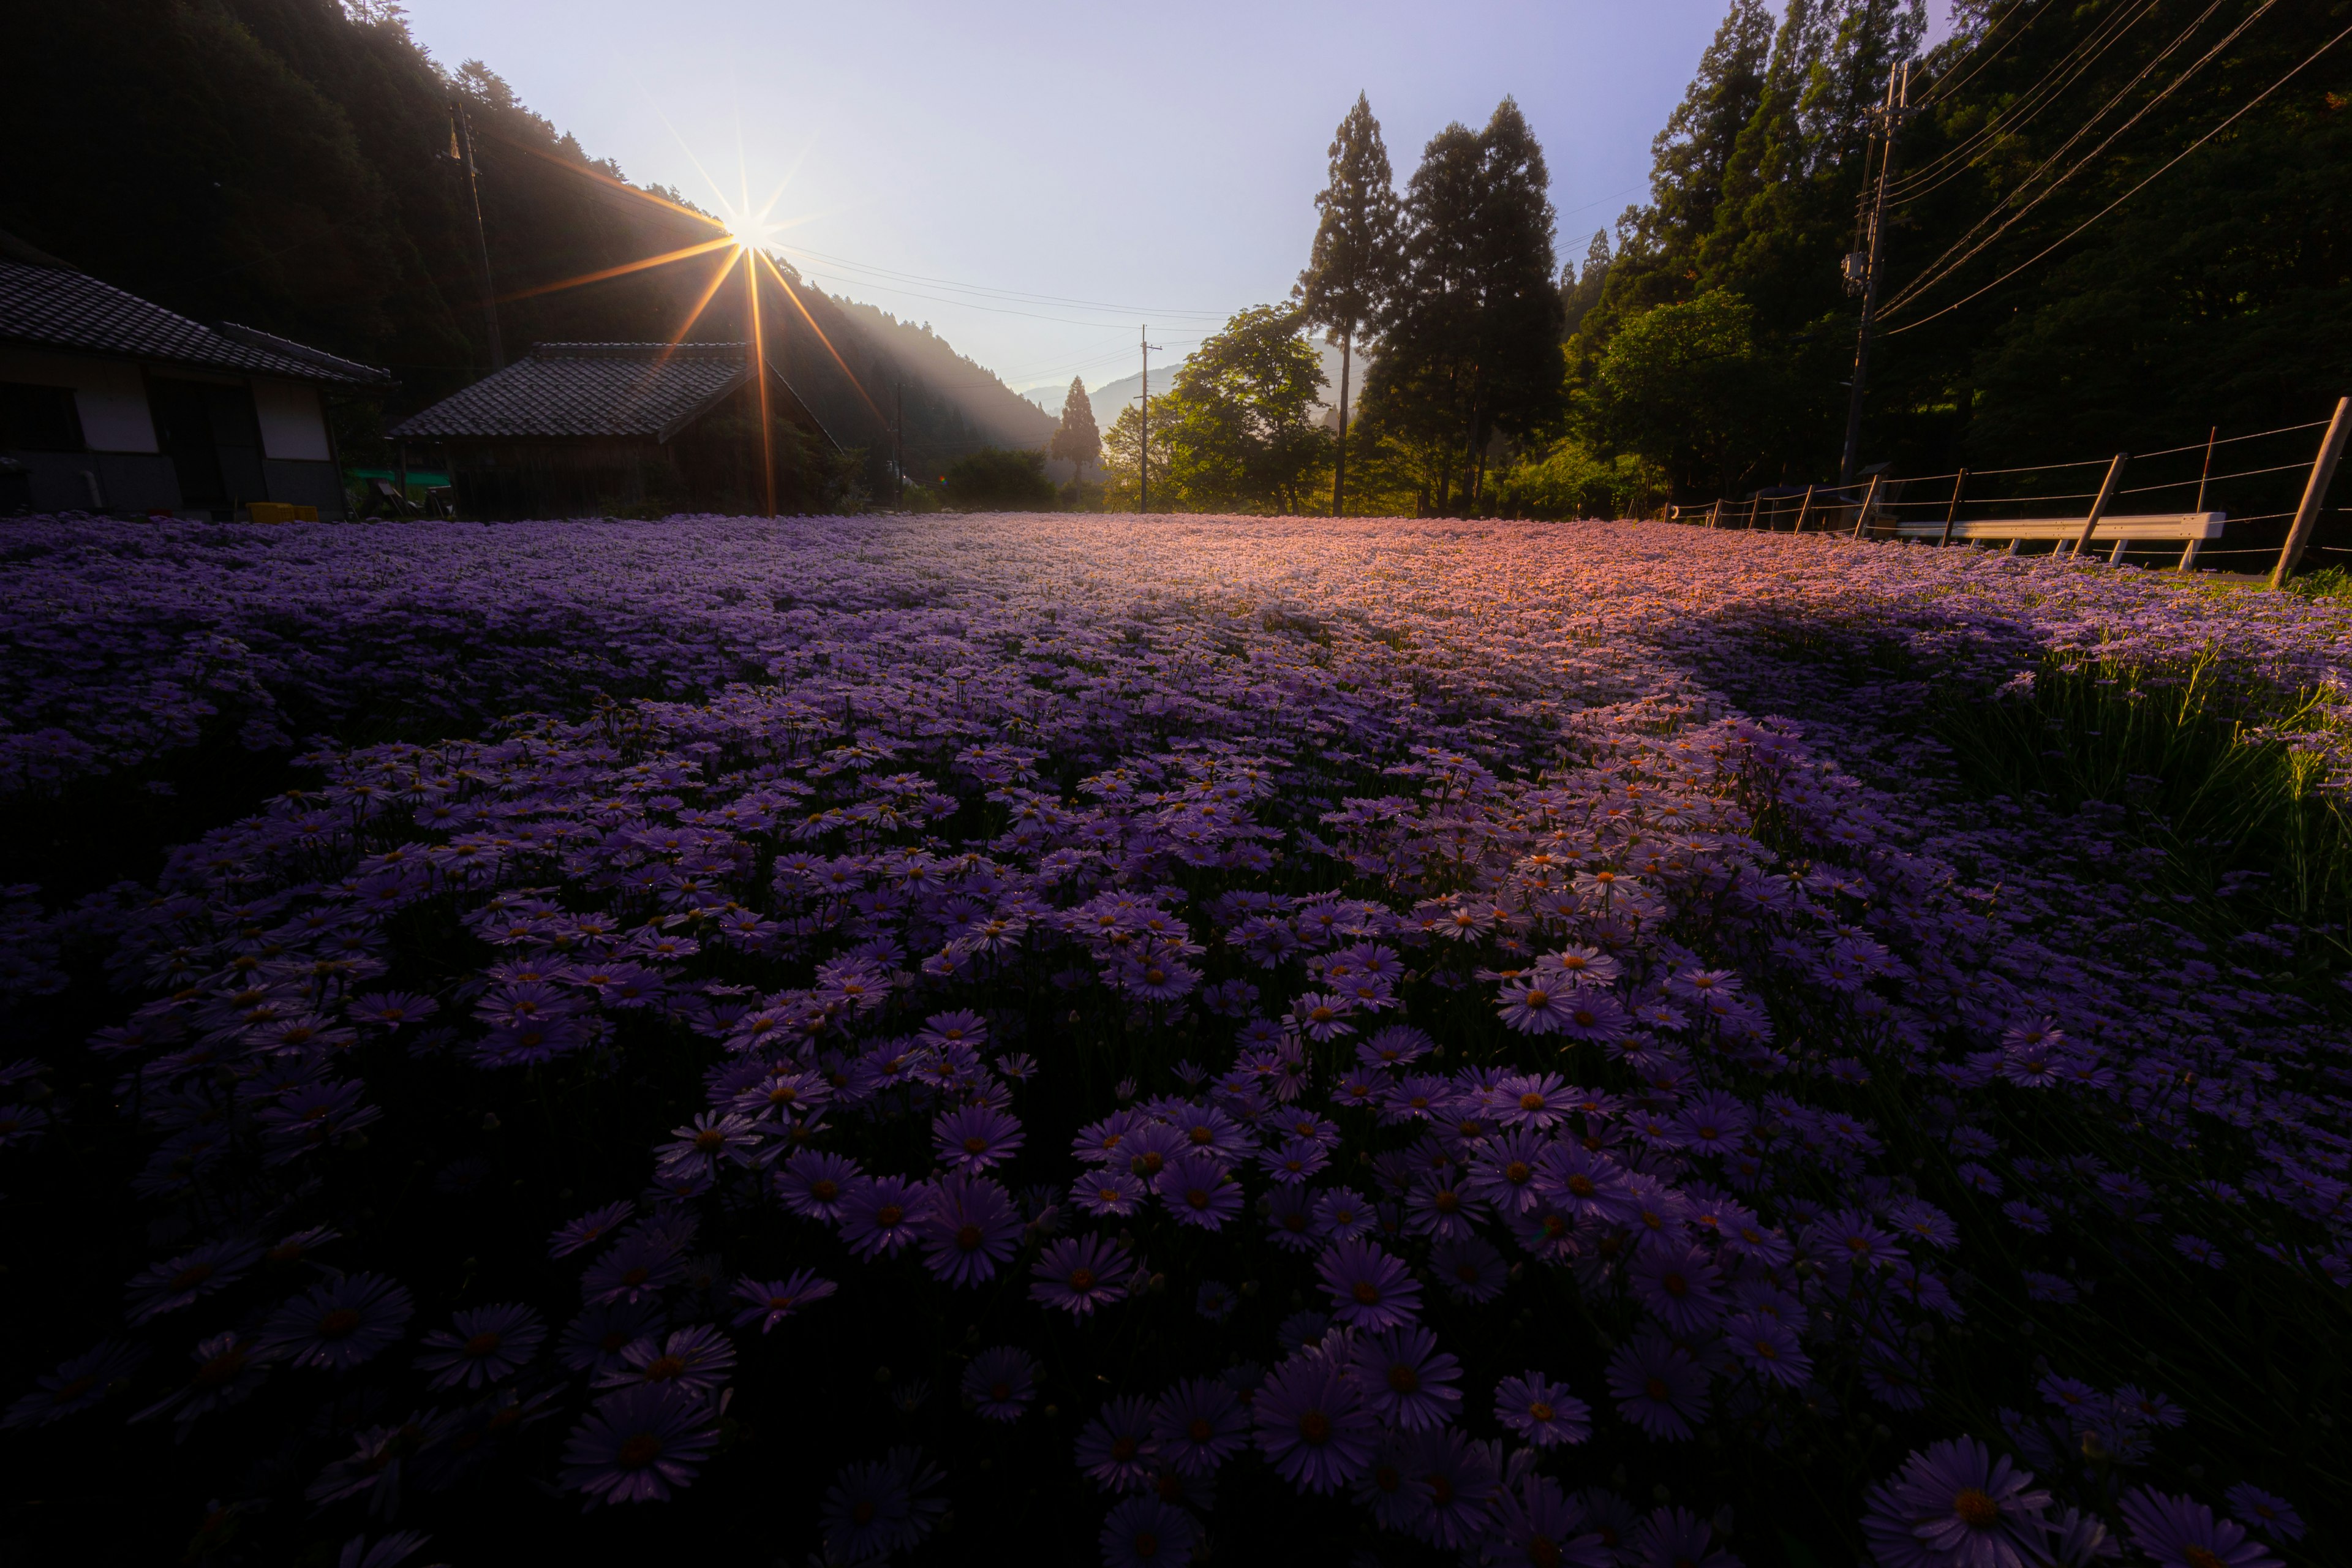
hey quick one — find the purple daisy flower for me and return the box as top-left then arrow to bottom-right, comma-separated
596,1324 -> 736,1394
920,1172 -> 1022,1287
1534,1141 -> 1639,1224
580,1226 -> 687,1305
1351,1325 -> 1463,1431
414,1303 -> 545,1389
560,1384 -> 717,1506
126,1239 -> 265,1324
777,1149 -> 861,1221
961,1346 -> 1036,1420
1860,1437 -> 2055,1568
839,1174 -> 931,1259
729,1270 -> 837,1334
1402,1425 -> 1502,1550
1486,1473 -> 1613,1568
1312,1186 -> 1376,1242
2223,1485 -> 2304,1544
557,1300 -> 663,1374
1150,1377 -> 1248,1476
1630,1240 -> 1727,1336
2119,1488 -> 2283,1568
1251,1355 -> 1378,1494
1,1340 -> 148,1430
1605,1332 -> 1709,1441
1076,1396 -> 1159,1492
1031,1233 -> 1131,1316
1195,1280 -> 1237,1322
264,1272 -> 413,1371
1157,1152 -> 1242,1231
1101,1494 -> 1197,1568
821,1447 -> 948,1562
1316,1237 -> 1422,1330
1265,1184 -> 1318,1250
1494,1371 -> 1591,1447
1633,1507 -> 1738,1568
1724,1312 -> 1813,1388
548,1200 -> 636,1259
1431,1235 -> 1509,1302
1071,1167 -> 1148,1217
130,1332 -> 280,1428
933,1102 -> 1025,1173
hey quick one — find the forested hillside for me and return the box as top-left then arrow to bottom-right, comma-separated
1570,0 -> 2352,497
5,0 -> 1047,487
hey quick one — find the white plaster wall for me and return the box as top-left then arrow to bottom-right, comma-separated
0,348 -> 157,452
252,379 -> 331,461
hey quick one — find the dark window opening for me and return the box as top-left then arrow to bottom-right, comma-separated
0,382 -> 86,452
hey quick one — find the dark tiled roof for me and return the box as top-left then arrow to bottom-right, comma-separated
0,259 -> 392,387
389,343 -> 762,442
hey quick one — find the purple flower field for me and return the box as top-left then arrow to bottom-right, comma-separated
1,512 -> 2346,1566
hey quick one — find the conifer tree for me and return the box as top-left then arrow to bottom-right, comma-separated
1048,377 -> 1100,488
1368,100 -> 1562,513
1294,93 -> 1398,518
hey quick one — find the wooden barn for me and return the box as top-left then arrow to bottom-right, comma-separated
389,342 -> 843,519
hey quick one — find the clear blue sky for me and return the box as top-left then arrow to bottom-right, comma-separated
395,0 -> 1951,392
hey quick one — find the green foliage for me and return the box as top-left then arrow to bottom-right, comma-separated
1365,100 -> 1566,514
1297,92 -> 1400,517
1154,306 -> 1333,514
1101,396 -> 1177,511
1493,437 -> 1660,519
1586,289 -> 1808,492
942,448 -> 1055,511
1573,0 -> 2351,508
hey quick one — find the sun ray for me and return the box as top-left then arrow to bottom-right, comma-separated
745,245 -> 776,518
667,248 -> 742,348
757,247 -> 886,426
497,236 -> 737,304
480,132 -> 725,232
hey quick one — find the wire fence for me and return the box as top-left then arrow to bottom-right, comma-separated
1659,399 -> 2351,584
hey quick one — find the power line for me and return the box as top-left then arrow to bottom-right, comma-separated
1885,0 -> 2165,203
774,242 -> 1227,320
1885,17 -> 2352,336
1912,0 -> 2040,109
1880,0 -> 2272,321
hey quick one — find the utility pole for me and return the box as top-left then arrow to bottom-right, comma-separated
1139,324 -> 1161,514
1839,61 -> 1913,488
894,382 -> 905,510
448,100 -> 504,372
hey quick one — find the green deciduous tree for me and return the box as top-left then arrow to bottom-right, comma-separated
1158,306 -> 1331,514
1295,93 -> 1399,518
1101,397 -> 1176,511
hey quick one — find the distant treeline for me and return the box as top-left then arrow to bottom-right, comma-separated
6,0 -> 1049,497
1090,0 -> 2351,518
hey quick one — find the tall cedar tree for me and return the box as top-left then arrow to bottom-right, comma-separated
1295,94 -> 1400,517
1049,378 -> 1101,483
1369,100 -> 1564,513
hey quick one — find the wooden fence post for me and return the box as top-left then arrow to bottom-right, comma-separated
1708,500 -> 1722,528
1939,469 -> 1967,546
2269,396 -> 2352,589
2068,454 -> 2130,557
1850,474 -> 1882,539
1793,484 -> 1815,533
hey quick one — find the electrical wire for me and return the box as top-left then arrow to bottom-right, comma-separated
1884,0 -> 2165,202
774,243 -> 1226,320
1885,16 -> 2350,336
1912,0 -> 2040,108
1881,0 -> 2264,319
